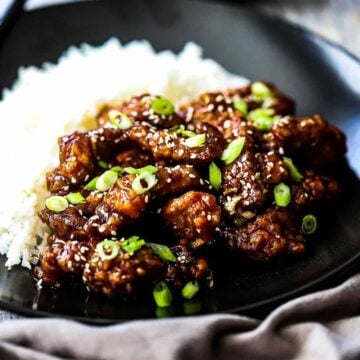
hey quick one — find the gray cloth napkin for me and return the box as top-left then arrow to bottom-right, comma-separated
0,274 -> 359,360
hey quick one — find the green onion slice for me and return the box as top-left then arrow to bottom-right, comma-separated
45,196 -> 68,212
153,281 -> 173,308
96,240 -> 119,261
147,243 -> 176,262
65,192 -> 85,205
171,124 -> 196,138
301,214 -> 317,235
84,176 -> 99,191
184,133 -> 206,148
110,165 -> 123,173
108,110 -> 133,130
233,98 -> 248,115
248,108 -> 275,132
182,280 -> 200,300
274,182 -> 291,207
132,171 -> 158,195
123,165 -> 157,175
151,97 -> 175,116
97,160 -> 109,169
283,157 -> 303,183
209,162 -> 222,190
221,137 -> 246,165
251,81 -> 273,99
96,170 -> 118,192
121,235 -> 146,255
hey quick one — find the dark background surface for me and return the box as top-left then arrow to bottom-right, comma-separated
0,0 -> 359,322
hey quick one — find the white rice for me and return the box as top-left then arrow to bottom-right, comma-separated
0,38 -> 248,269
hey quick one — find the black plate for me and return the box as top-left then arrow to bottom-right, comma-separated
0,0 -> 359,323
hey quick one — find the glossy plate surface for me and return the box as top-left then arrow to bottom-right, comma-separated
0,0 -> 359,322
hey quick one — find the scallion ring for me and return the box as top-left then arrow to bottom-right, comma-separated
184,133 -> 206,148
248,108 -> 275,132
108,110 -> 133,130
153,281 -> 173,307
84,176 -> 99,191
182,280 -> 200,300
96,170 -> 118,192
221,137 -> 246,165
233,98 -> 248,115
110,166 -> 123,173
209,162 -> 222,190
274,182 -> 291,207
171,124 -> 196,138
65,192 -> 85,205
147,243 -> 176,262
151,97 -> 175,116
283,157 -> 303,183
121,235 -> 146,255
301,214 -> 317,235
45,196 -> 68,212
97,160 -> 109,169
132,171 -> 158,195
251,81 -> 273,99
96,240 -> 120,261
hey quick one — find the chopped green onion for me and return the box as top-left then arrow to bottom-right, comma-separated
96,170 -> 118,192
209,162 -> 222,190
151,97 -> 175,116
251,81 -> 273,99
182,280 -> 200,300
274,182 -> 291,207
283,157 -> 303,183
121,235 -> 145,255
301,214 -> 317,235
221,137 -> 246,165
96,240 -> 120,261
45,196 -> 68,212
248,108 -> 275,131
132,171 -> 158,195
97,160 -> 109,169
123,165 -> 157,175
184,133 -> 206,148
233,98 -> 248,115
84,176 -> 99,191
183,299 -> 202,315
147,243 -> 176,262
171,124 -> 196,138
65,192 -> 85,205
153,281 -> 173,308
108,110 -> 133,130
110,166 -> 123,173
234,217 -> 246,227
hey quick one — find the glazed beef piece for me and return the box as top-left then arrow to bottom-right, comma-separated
265,115 -> 346,168
292,173 -> 341,210
165,245 -> 209,288
223,207 -> 305,261
39,207 -> 88,241
128,121 -> 225,165
115,148 -> 153,168
46,132 -> 95,194
162,191 -> 221,248
83,246 -> 165,296
37,238 -> 94,285
97,94 -> 184,129
256,151 -> 289,186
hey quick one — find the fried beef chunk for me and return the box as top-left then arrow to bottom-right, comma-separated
97,94 -> 184,129
37,238 -> 94,285
223,207 -> 305,261
83,246 -> 165,296
265,115 -> 346,168
162,191 -> 221,248
165,245 -> 209,288
128,121 -> 225,165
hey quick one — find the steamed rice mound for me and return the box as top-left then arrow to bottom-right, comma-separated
0,38 -> 247,268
